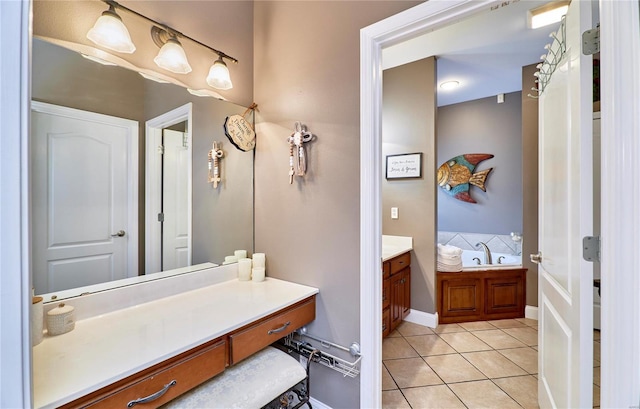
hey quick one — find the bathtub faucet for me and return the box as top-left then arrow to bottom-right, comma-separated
475,242 -> 493,265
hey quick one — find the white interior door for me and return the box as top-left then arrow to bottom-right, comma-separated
31,102 -> 138,294
161,129 -> 189,271
537,1 -> 593,407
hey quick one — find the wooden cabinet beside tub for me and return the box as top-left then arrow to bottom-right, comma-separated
436,268 -> 526,324
383,251 -> 411,337
59,295 -> 316,409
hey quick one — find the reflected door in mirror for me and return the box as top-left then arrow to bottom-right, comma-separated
162,128 -> 189,271
31,102 -> 138,294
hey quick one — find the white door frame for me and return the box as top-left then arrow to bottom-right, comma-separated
145,103 -> 193,275
599,1 -> 640,407
360,1 -> 640,408
0,0 -> 31,406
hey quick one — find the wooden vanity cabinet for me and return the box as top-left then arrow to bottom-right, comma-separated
383,251 -> 411,337
62,295 -> 316,409
437,269 -> 526,324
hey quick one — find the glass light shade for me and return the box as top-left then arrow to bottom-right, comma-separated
86,9 -> 136,54
206,58 -> 233,90
153,38 -> 192,74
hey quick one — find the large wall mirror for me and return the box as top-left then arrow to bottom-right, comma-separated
31,3 -> 254,301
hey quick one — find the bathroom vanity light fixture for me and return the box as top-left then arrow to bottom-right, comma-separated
206,56 -> 233,90
87,0 -> 238,89
151,27 -> 192,74
528,1 -> 569,29
86,3 -> 136,53
440,80 -> 460,90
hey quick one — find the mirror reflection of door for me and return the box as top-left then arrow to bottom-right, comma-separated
161,123 -> 189,271
31,102 -> 138,294
144,103 -> 192,275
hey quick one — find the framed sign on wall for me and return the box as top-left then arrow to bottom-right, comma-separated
385,153 -> 422,179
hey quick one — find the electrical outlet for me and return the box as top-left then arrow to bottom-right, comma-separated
391,207 -> 399,219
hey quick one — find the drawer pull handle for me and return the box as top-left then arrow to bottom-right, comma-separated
268,321 -> 291,335
127,380 -> 177,407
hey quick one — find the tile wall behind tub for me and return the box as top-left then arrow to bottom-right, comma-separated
437,232 -> 520,256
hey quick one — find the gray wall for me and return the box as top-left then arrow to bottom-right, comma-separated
437,91 -> 523,235
382,58 -> 437,314
522,64 -> 539,307
253,2 -> 421,407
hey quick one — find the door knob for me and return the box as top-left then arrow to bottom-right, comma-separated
530,252 -> 542,264
111,230 -> 126,237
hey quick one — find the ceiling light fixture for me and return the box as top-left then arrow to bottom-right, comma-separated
440,80 -> 460,90
528,1 -> 569,29
86,3 -> 136,53
151,27 -> 192,74
206,56 -> 233,90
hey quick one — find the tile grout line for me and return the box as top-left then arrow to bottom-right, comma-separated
386,321 -> 538,409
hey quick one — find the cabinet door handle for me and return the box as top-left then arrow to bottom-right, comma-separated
127,380 -> 176,407
267,321 -> 291,335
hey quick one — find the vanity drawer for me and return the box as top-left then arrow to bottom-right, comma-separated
229,296 -> 316,365
64,338 -> 226,409
390,252 -> 411,275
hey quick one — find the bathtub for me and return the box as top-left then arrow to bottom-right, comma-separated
461,250 -> 521,270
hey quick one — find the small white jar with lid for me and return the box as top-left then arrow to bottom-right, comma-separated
46,303 -> 75,336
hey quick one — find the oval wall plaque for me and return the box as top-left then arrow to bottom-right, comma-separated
224,114 -> 256,151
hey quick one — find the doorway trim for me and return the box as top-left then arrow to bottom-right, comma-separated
145,103 -> 193,275
360,1 -> 640,408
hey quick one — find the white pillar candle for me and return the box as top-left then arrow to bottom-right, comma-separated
224,255 -> 238,264
234,250 -> 247,259
32,296 -> 43,346
252,267 -> 265,282
238,258 -> 252,281
252,253 -> 266,268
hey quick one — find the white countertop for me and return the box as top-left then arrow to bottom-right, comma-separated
382,235 -> 413,261
33,278 -> 319,409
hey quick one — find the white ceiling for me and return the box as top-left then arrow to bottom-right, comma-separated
383,0 -> 563,106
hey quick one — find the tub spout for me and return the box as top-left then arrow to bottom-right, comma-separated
475,242 -> 493,265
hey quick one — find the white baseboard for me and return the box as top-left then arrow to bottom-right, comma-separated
310,397 -> 332,409
405,309 -> 438,328
525,305 -> 539,320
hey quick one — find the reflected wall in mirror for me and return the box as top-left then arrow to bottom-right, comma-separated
31,38 -> 254,300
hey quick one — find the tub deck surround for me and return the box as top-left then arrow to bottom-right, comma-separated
382,235 -> 413,261
33,277 -> 319,409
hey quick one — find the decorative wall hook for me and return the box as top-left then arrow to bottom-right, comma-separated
287,121 -> 314,184
529,14 -> 567,98
208,141 -> 224,188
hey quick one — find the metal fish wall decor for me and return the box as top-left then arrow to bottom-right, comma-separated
437,153 -> 494,203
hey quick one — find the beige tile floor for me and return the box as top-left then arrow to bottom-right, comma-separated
382,319 -> 602,408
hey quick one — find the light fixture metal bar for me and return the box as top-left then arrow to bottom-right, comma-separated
104,0 -> 238,64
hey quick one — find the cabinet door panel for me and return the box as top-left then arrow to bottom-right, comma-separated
485,277 -> 524,316
401,268 -> 411,320
383,277 -> 390,310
